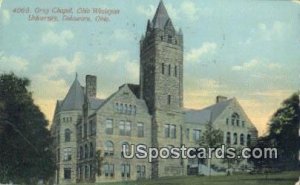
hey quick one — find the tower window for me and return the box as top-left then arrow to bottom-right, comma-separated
162,63 -> 165,74
168,64 -> 171,75
64,168 -> 71,179
64,129 -> 71,142
168,35 -> 172,43
168,95 -> 171,105
174,65 -> 177,77
63,148 -> 72,161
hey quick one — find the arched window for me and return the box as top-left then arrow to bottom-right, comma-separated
84,144 -> 89,159
65,129 -> 71,142
247,134 -> 251,146
226,132 -> 231,145
233,133 -> 238,145
240,134 -> 245,145
104,141 -> 114,156
231,113 -> 240,126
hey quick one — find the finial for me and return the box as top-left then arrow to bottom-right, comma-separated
75,72 -> 78,79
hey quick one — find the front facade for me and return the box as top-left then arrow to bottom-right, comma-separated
51,1 -> 258,184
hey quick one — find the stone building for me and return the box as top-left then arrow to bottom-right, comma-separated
51,1 -> 257,184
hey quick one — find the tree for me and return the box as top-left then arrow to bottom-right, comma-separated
199,123 -> 223,176
268,93 -> 300,170
251,93 -> 300,171
0,73 -> 55,184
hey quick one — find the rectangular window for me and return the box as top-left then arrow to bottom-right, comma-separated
119,121 -> 125,136
164,124 -> 176,139
137,122 -> 144,137
137,165 -> 146,178
193,129 -> 201,142
104,164 -> 114,177
164,124 -> 170,138
105,119 -> 113,135
174,65 -> 177,77
125,122 -> 131,136
121,164 -> 130,178
168,64 -> 171,75
63,148 -> 72,161
186,128 -> 190,140
168,95 -> 171,105
64,168 -> 71,179
170,125 -> 176,138
226,118 -> 229,125
162,63 -> 165,74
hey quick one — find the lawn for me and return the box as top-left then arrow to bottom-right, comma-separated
78,171 -> 299,185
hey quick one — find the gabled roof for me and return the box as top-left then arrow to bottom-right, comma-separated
92,83 -> 144,116
152,0 -> 171,29
184,98 -> 234,124
60,77 -> 85,111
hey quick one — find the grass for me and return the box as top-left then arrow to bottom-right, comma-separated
78,171 -> 299,185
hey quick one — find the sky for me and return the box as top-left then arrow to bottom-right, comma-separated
0,0 -> 299,136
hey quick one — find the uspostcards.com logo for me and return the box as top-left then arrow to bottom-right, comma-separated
122,144 -> 278,163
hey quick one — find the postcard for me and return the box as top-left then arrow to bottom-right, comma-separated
0,0 -> 299,185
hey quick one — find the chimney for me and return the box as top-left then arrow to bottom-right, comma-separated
86,75 -> 97,98
216,95 -> 227,103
